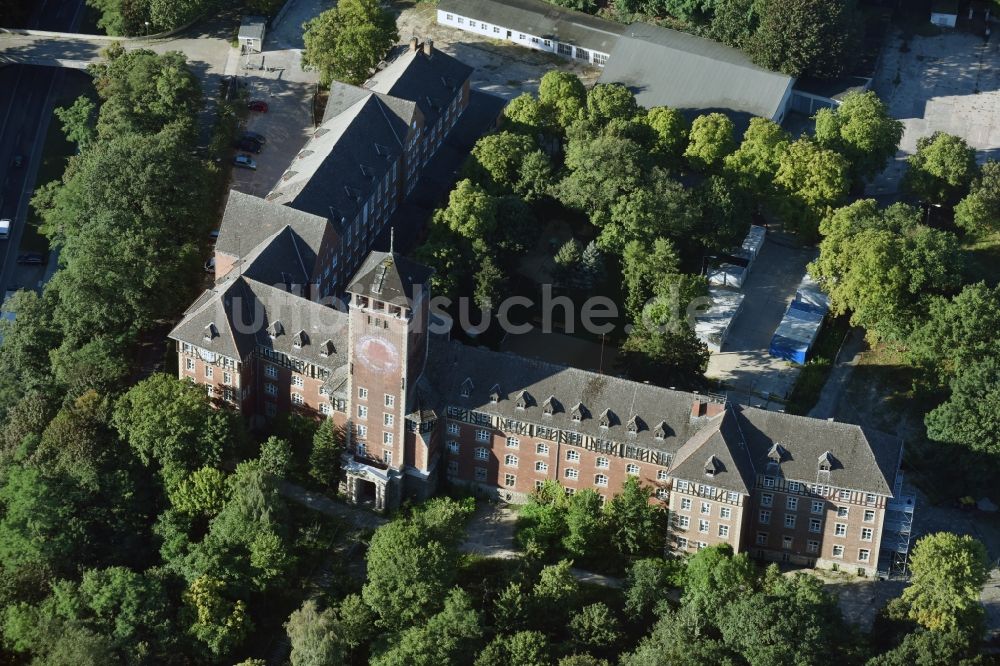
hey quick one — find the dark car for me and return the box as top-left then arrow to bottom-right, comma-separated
12,155 -> 23,168
233,138 -> 262,153
16,252 -> 44,265
241,131 -> 266,145
247,100 -> 269,112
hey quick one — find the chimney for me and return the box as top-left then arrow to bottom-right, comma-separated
409,36 -> 418,52
423,39 -> 434,56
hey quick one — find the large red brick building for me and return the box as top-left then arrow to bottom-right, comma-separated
171,42 -> 911,577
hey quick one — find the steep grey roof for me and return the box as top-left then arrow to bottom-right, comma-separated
323,81 -> 372,123
366,43 -> 474,127
266,94 -> 415,227
423,338 -> 710,453
346,251 -> 434,306
236,226 -> 316,290
734,407 -> 902,496
669,409 -> 755,494
216,190 -> 331,260
438,0 -> 624,54
169,273 -> 350,372
598,22 -> 793,122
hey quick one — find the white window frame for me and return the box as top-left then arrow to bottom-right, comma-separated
564,468 -> 579,480
504,454 -> 518,467
595,474 -> 608,487
474,447 -> 488,460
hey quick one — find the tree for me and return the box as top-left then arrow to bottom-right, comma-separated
55,96 -> 97,148
896,533 -> 989,635
569,603 -> 621,650
724,117 -> 791,198
309,419 -> 344,490
866,629 -> 983,666
504,93 -> 551,135
0,289 -> 60,404
710,0 -> 759,49
902,132 -> 978,206
577,241 -> 605,291
538,70 -> 587,129
815,91 -> 903,182
562,489 -> 605,559
603,169 -> 700,253
924,358 -> 1000,456
286,599 -> 347,666
605,477 -> 668,557
954,160 -> 1000,234
748,0 -> 859,78
170,467 -> 228,518
258,436 -> 293,478
362,518 -> 458,627
643,106 -> 689,162
681,544 -> 758,625
586,83 -> 639,125
559,135 -> 651,228
621,604 -> 739,666
552,238 -> 582,287
774,137 -> 851,237
532,560 -> 580,628
182,575 -> 252,657
371,588 -> 482,666
906,283 -> 1000,384
301,0 -> 398,86
811,200 -> 963,343
469,132 -> 539,193
476,631 -> 550,666
623,558 -> 676,621
620,308 -> 710,387
684,113 -> 736,171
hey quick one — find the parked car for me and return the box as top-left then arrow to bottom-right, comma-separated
209,230 -> 220,242
241,131 -> 266,145
233,155 -> 257,170
12,155 -> 23,168
233,138 -> 262,153
0,219 -> 10,239
204,257 -> 215,273
247,100 -> 268,112
16,253 -> 43,265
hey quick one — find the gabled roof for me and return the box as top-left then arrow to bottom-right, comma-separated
216,190 -> 332,261
669,409 -> 756,494
346,250 -> 434,306
598,22 -> 794,125
734,407 -> 902,496
266,93 -> 415,227
366,42 -> 474,127
438,0 -> 624,54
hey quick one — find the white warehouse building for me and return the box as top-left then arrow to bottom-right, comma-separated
437,0 -> 623,67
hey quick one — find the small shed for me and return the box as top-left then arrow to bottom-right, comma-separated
695,287 -> 746,353
930,0 -> 959,27
238,16 -> 266,53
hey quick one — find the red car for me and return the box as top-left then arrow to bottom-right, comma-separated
247,100 -> 268,112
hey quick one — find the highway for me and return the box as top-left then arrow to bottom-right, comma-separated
0,0 -> 86,302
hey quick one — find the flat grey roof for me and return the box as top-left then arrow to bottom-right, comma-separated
598,22 -> 793,124
438,0 -> 624,54
239,16 -> 265,41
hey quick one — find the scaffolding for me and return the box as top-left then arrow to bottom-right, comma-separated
878,472 -> 915,578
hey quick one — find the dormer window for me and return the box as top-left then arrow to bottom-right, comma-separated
768,443 -> 786,463
654,421 -> 667,440
203,323 -> 218,341
319,339 -> 335,357
489,384 -> 501,403
818,451 -> 834,472
515,390 -> 531,410
268,320 -> 284,338
599,409 -> 613,429
627,415 -> 641,435
460,377 -> 474,398
542,396 -> 556,416
571,403 -> 584,423
705,455 -> 721,477
292,330 -> 307,349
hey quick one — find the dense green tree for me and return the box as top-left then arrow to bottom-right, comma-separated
623,558 -> 676,621
532,560 -> 580,628
902,132 -> 979,206
55,96 -> 97,148
774,137 -> 851,237
954,160 -> 1000,234
815,91 -> 903,182
710,0 -> 759,49
603,170 -> 700,253
681,544 -> 758,625
925,358 -> 1000,456
371,588 -> 482,666
621,604 -> 739,666
86,0 -> 151,36
182,574 -> 252,657
559,135 -> 651,228
547,0 -> 597,12
476,630 -> 550,666
586,83 -> 639,125
309,419 -> 344,490
504,93 -> 552,135
49,336 -> 128,400
866,629 -> 984,666
748,0 -> 860,78
577,241 -> 605,291
286,599 -> 347,666
569,603 -> 621,650
257,436 -> 293,478
620,308 -> 710,387
0,289 -> 60,404
724,117 -> 791,198
538,70 -> 587,129
33,390 -> 116,491
493,581 -> 530,634
559,655 -> 611,666
811,200 -> 963,343
643,106 -> 689,163
301,0 -> 398,86
684,113 -> 736,171
661,0 -> 718,21
170,467 -> 228,518
604,477 -> 668,557
562,489 -> 605,559
516,484 -> 569,554
552,238 -> 583,288
895,534 -> 989,635
695,174 -> 753,251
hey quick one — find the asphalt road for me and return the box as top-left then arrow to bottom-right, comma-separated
0,0 -> 85,301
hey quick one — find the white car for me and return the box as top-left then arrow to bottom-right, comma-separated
0,219 -> 10,239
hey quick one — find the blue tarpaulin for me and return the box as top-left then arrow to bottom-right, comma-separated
769,272 -> 830,364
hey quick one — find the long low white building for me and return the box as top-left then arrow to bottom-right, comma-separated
437,0 -> 622,67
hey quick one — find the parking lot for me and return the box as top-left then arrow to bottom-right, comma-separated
868,29 -> 1000,197
705,235 -> 816,407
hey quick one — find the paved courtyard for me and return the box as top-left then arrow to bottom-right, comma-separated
705,235 -> 816,407
868,30 -> 1000,198
395,2 -> 601,99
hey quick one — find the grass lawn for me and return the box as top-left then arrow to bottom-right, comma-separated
961,230 -> 1000,287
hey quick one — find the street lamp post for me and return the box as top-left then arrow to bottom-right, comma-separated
144,21 -> 150,37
